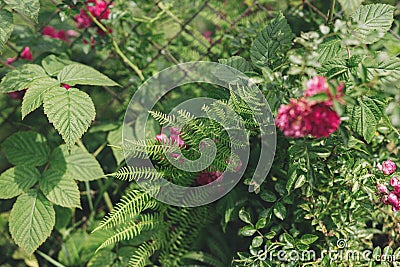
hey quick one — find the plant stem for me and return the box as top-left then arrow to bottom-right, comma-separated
84,8 -> 145,80
36,250 -> 66,267
327,0 -> 336,25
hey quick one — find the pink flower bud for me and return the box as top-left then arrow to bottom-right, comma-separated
390,176 -> 398,186
376,183 -> 389,194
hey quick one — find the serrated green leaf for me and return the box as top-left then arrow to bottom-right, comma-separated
0,10 -> 14,54
250,12 -> 294,68
317,37 -> 342,63
0,64 -> 47,93
351,4 -> 395,44
9,190 -> 55,254
219,56 -> 252,73
348,96 -> 383,143
273,202 -> 286,220
58,64 -> 119,87
0,166 -> 40,199
2,131 -> 49,166
5,0 -> 40,23
41,55 -> 74,77
300,234 -> 319,245
338,0 -> 364,16
43,87 -> 95,148
40,169 -> 81,208
21,78 -> 60,119
50,145 -> 104,181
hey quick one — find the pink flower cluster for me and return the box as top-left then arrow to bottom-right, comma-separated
42,26 -> 77,42
376,160 -> 399,212
156,127 -> 185,147
275,76 -> 343,138
75,0 -> 111,29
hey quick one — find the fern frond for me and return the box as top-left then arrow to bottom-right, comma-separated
128,241 -> 158,267
115,166 -> 164,181
97,214 -> 163,251
93,189 -> 158,232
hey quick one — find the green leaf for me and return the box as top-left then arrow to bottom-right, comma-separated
250,12 -> 294,68
260,190 -> 277,202
9,190 -> 55,254
2,131 -> 49,166
348,96 -> 383,143
21,78 -> 60,119
351,4 -> 395,44
239,208 -> 252,224
0,64 -> 47,93
41,55 -> 74,77
338,0 -> 364,16
57,64 -> 119,87
239,225 -> 256,236
273,202 -> 286,220
107,125 -> 125,165
300,234 -> 319,245
219,56 -> 252,73
364,53 -> 400,85
50,145 -> 104,181
317,37 -> 342,63
0,10 -> 14,54
5,0 -> 40,23
256,217 -> 267,229
40,169 -> 81,208
43,87 -> 96,148
0,166 -> 40,199
251,236 -> 263,248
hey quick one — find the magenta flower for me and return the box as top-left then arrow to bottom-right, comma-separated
390,176 -> 398,186
387,193 -> 399,207
75,0 -> 111,29
307,103 -> 341,138
304,76 -> 344,106
155,127 -> 185,147
196,171 -> 222,185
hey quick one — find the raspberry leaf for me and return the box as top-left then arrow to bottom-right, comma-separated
43,87 -> 95,148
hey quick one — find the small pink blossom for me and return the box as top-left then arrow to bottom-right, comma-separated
155,127 -> 185,147
380,160 -> 397,175
387,193 -> 399,207
75,0 -> 111,29
376,183 -> 389,195
62,84 -> 71,90
20,47 -> 33,61
390,176 -> 398,186
304,76 -> 344,106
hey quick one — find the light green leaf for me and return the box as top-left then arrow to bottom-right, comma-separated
250,12 -> 294,68
40,169 -> 81,208
21,78 -> 60,119
0,64 -> 47,93
5,0 -> 40,23
300,234 -> 319,245
219,56 -> 252,73
41,55 -> 74,77
238,208 -> 252,224
43,87 -> 96,148
0,166 -> 40,199
58,64 -> 119,87
9,190 -> 55,254
0,10 -> 14,54
2,131 -> 49,166
364,53 -> 400,85
50,145 -> 104,181
239,225 -> 256,236
273,202 -> 286,220
351,4 -> 395,44
338,0 -> 364,16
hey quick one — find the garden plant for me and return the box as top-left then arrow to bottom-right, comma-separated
0,0 -> 399,266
